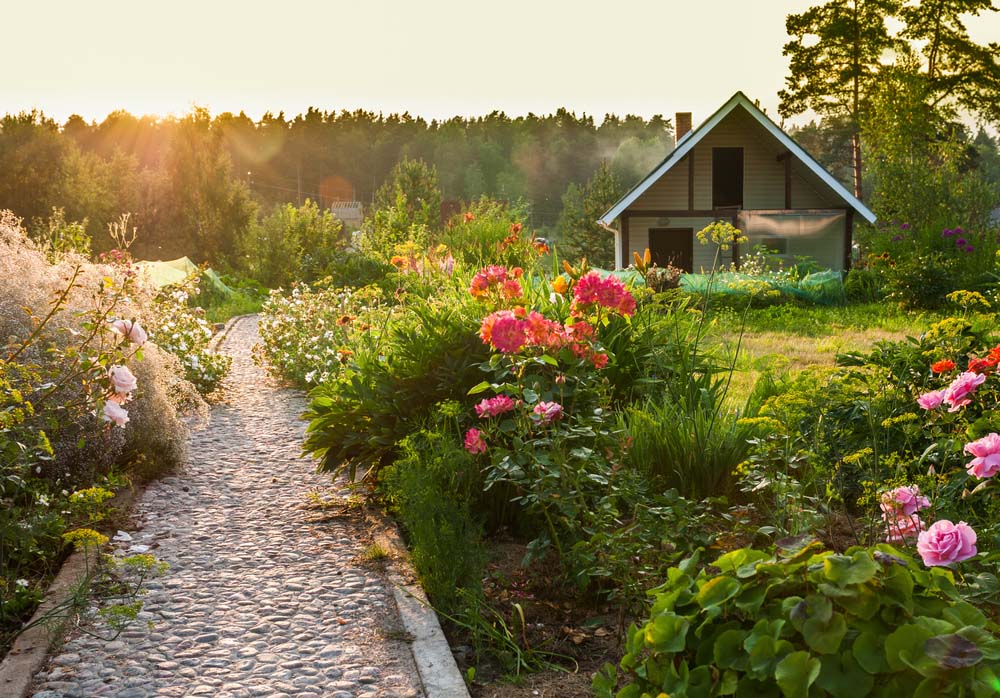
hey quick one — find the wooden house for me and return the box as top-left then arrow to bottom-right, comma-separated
600,92 -> 876,272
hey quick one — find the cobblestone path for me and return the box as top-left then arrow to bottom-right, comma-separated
31,316 -> 424,698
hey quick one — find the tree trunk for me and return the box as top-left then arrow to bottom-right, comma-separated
852,130 -> 864,201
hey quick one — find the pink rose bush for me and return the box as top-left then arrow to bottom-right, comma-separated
879,485 -> 930,516
942,371 -> 986,411
964,432 -> 1000,479
916,520 -> 977,566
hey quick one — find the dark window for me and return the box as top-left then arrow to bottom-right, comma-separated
648,228 -> 693,272
712,147 -> 743,208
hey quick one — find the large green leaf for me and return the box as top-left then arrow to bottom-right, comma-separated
854,630 -> 891,674
886,624 -> 935,672
823,550 -> 878,586
643,611 -> 689,653
817,650 -> 875,698
715,629 -> 749,670
696,576 -> 742,610
803,611 -> 848,655
775,651 -> 821,698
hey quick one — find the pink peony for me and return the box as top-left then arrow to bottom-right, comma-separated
102,400 -> 129,428
964,432 -> 1000,479
464,428 -> 487,454
475,395 -> 516,419
532,401 -> 563,425
110,319 -> 147,346
488,313 -> 527,354
883,513 -> 926,542
916,520 -> 977,567
108,365 -> 138,396
879,485 -> 930,516
942,371 -> 986,412
571,272 -> 636,316
917,389 -> 945,410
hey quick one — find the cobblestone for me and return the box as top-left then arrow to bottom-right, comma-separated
30,316 -> 424,697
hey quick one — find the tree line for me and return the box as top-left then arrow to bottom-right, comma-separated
0,106 -> 673,266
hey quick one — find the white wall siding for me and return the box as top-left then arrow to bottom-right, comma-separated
625,216 -> 722,271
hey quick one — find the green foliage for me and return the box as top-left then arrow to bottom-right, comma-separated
437,197 -> 540,270
236,199 -> 345,288
380,428 -> 485,612
29,207 -> 91,261
596,543 -> 1000,697
556,161 -> 623,268
898,0 -> 1000,125
303,289 -> 491,481
360,158 -> 442,260
861,62 -> 995,229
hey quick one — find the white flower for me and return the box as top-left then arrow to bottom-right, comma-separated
15,579 -> 29,589
37,494 -> 49,507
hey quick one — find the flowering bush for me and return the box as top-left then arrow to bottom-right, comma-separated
0,211 -> 192,646
257,283 -> 382,387
147,277 -> 231,394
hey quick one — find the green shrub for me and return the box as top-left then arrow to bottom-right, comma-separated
381,428 -> 485,612
595,542 -> 1000,697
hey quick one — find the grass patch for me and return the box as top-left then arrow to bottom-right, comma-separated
708,302 -> 944,405
202,292 -> 263,324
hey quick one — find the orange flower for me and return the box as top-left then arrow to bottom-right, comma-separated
987,344 -> 1000,365
390,255 -> 407,269
551,275 -> 569,295
510,222 -> 523,234
464,212 -> 475,222
931,359 -> 956,373
968,357 -> 993,374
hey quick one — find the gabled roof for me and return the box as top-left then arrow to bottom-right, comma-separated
600,91 -> 876,225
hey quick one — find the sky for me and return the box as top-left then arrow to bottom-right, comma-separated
3,0 -> 999,130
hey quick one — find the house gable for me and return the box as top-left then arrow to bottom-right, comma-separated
600,92 -> 876,224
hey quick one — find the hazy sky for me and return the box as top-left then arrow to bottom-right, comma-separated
4,0 -> 999,129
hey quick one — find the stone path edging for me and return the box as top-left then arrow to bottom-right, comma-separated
372,522 -> 471,698
0,485 -> 140,698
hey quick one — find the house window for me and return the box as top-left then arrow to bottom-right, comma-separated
712,147 -> 743,208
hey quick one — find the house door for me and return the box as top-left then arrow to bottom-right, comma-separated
648,228 -> 693,272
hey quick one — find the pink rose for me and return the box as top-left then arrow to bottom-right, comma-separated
942,371 -> 986,412
883,513 -> 925,542
879,485 -> 930,516
532,401 -> 563,425
916,520 -> 977,567
964,432 -> 1000,479
475,395 -> 515,419
917,389 -> 945,410
108,365 -> 138,396
102,400 -> 129,428
464,428 -> 487,455
110,319 -> 147,346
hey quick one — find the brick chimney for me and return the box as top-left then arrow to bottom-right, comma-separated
675,112 -> 692,143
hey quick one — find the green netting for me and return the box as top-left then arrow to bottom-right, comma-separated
679,270 -> 844,305
590,267 -> 646,287
135,257 -> 235,296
